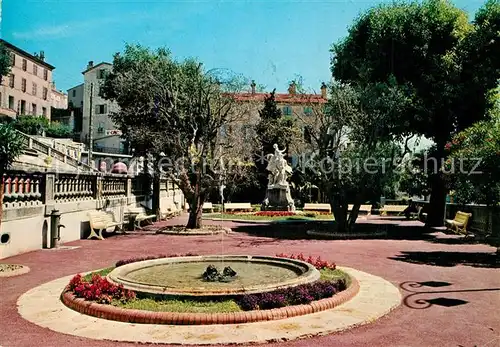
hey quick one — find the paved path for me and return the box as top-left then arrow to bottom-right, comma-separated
18,267 -> 400,345
1,215 -> 499,347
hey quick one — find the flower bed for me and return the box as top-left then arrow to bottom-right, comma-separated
62,254 -> 358,325
276,253 -> 336,270
255,211 -> 296,217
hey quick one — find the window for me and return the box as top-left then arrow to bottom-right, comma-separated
97,69 -> 107,79
32,103 -> 37,115
8,96 -> 14,109
32,82 -> 37,96
9,74 -> 14,88
33,64 -> 38,76
42,107 -> 47,117
303,106 -> 313,115
43,69 -> 48,81
22,59 -> 27,71
282,106 -> 292,116
95,104 -> 107,114
20,100 -> 26,114
21,78 -> 27,92
72,89 -> 76,97
43,87 -> 48,100
97,122 -> 104,133
9,52 -> 15,66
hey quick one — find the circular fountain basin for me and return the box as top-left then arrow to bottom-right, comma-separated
107,255 -> 320,297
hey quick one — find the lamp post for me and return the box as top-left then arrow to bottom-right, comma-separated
88,82 -> 94,167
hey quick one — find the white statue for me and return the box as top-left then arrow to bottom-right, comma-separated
266,144 -> 292,187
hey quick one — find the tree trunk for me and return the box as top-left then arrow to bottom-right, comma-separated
186,182 -> 204,229
426,141 -> 447,227
186,199 -> 203,229
331,200 -> 349,233
347,202 -> 361,229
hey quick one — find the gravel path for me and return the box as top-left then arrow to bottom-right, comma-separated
1,215 -> 499,347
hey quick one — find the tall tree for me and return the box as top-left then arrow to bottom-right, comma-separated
331,0 -> 500,225
0,124 -> 24,229
302,82 -> 408,232
254,90 -> 299,196
102,44 -> 252,228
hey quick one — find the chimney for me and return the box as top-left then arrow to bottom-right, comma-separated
39,51 -> 45,61
250,80 -> 256,94
320,82 -> 327,98
288,81 -> 296,95
87,61 -> 94,70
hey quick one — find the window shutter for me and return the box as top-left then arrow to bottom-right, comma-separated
95,105 -> 100,114
103,104 -> 107,114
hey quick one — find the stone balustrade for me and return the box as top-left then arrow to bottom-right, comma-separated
54,174 -> 95,202
102,177 -> 127,197
2,172 -> 44,209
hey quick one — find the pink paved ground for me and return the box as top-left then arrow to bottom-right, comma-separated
1,215 -> 499,347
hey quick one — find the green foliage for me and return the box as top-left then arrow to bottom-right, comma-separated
46,121 -> 73,138
398,148 -> 434,198
10,116 -> 72,138
304,83 -> 404,231
331,0 -> 500,225
331,0 -> 473,141
446,113 -> 500,206
0,42 -> 11,83
255,90 -> 298,153
12,115 -> 49,136
0,123 -> 24,172
101,44 -> 252,228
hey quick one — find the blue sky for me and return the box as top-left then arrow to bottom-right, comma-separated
2,0 -> 486,93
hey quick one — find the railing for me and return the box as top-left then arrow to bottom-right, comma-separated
54,174 -> 94,202
2,171 -> 44,208
16,130 -> 96,172
102,176 -> 127,197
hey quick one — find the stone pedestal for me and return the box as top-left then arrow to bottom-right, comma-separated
262,184 -> 295,211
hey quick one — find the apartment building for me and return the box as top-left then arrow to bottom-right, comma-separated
0,39 -> 55,120
81,61 -> 126,154
229,81 -> 328,143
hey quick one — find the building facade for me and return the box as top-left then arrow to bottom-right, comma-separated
81,61 -> 126,154
0,39 -> 55,120
50,82 -> 68,109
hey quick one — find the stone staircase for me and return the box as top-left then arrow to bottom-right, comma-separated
12,131 -> 97,173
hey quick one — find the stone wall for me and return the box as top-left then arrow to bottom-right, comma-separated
0,171 -> 184,259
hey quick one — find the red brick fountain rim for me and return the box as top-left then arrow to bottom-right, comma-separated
61,275 -> 359,325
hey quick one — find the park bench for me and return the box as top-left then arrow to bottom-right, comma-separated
126,207 -> 156,230
159,203 -> 181,220
445,211 -> 472,236
224,202 -> 252,212
88,210 -> 124,240
202,202 -> 214,213
303,203 -> 331,213
348,204 -> 372,216
379,205 -> 407,216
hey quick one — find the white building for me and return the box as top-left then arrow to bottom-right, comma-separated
81,61 -> 126,154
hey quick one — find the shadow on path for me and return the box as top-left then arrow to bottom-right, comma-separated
231,221 -> 438,241
400,280 -> 500,309
390,251 -> 500,268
